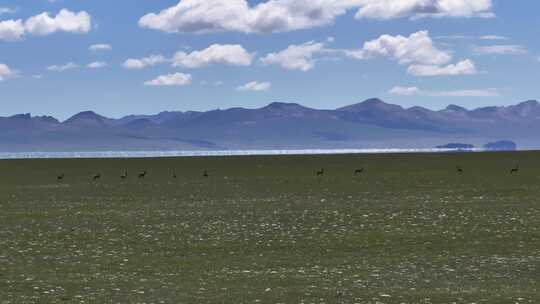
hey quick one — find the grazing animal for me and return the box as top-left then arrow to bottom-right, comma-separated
138,170 -> 147,179
57,174 -> 65,182
456,166 -> 464,174
354,168 -> 364,175
93,173 -> 101,180
203,170 -> 209,178
316,168 -> 325,177
511,164 -> 520,174
120,171 -> 128,180
172,172 -> 177,179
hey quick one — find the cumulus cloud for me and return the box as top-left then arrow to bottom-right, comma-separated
25,9 -> 91,35
389,86 -> 500,97
349,31 -> 451,65
0,19 -> 25,41
125,45 -> 253,70
355,0 -> 494,20
87,61 -> 107,69
348,31 -> 479,77
139,0 -> 350,34
123,55 -> 168,69
473,45 -> 527,55
172,44 -> 254,68
407,59 -> 478,76
261,41 -> 325,71
0,9 -> 91,41
144,73 -> 192,86
0,63 -> 17,81
89,44 -> 112,52
237,81 -> 271,91
138,0 -> 493,34
47,62 -> 79,72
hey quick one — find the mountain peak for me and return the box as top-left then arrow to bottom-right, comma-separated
63,111 -> 111,126
510,100 -> 540,117
517,100 -> 539,106
264,102 -> 305,110
361,98 -> 386,105
10,113 -> 32,120
445,104 -> 468,112
68,111 -> 101,119
338,98 -> 403,113
513,100 -> 540,110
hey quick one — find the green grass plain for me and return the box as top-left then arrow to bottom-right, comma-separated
0,152 -> 539,303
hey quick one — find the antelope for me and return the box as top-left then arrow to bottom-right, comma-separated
120,171 -> 128,180
456,166 -> 464,174
93,173 -> 101,180
203,170 -> 209,178
354,168 -> 364,175
57,174 -> 65,182
138,170 -> 147,179
511,164 -> 520,174
172,172 -> 177,179
316,168 -> 325,177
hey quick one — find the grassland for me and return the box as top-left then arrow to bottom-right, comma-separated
0,152 -> 539,303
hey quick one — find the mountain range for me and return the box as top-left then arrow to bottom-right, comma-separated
2,98 -> 540,152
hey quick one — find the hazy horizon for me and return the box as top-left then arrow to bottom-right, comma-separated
0,1 -> 539,120
4,97 -> 540,121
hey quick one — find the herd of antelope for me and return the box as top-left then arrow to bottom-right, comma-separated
57,169 -> 210,182
55,164 -> 521,182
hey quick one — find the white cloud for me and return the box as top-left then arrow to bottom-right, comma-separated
389,86 -> 500,97
25,9 -> 91,36
144,72 -> 192,86
349,31 -> 451,65
0,63 -> 17,81
0,19 -> 25,41
348,31 -> 479,77
89,44 -> 112,52
473,45 -> 527,55
123,55 -> 168,69
0,9 -> 91,41
434,35 -> 472,40
407,59 -> 478,76
139,0 -> 350,34
47,62 -> 79,72
87,61 -> 107,69
0,7 -> 17,15
261,41 -> 325,71
138,0 -> 493,34
354,0 -> 494,20
237,81 -> 271,91
480,35 -> 508,40
388,86 -> 420,96
172,44 -> 254,68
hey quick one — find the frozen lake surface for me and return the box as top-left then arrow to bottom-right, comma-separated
0,148 -> 486,160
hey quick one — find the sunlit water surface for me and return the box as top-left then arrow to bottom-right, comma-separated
0,148 -> 486,160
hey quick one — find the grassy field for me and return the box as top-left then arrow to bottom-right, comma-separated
0,152 -> 539,303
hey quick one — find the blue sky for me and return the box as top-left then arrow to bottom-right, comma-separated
0,0 -> 539,120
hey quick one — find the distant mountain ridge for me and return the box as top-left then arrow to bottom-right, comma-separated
1,98 -> 539,152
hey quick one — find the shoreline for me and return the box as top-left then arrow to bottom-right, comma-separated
0,148 -> 522,160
